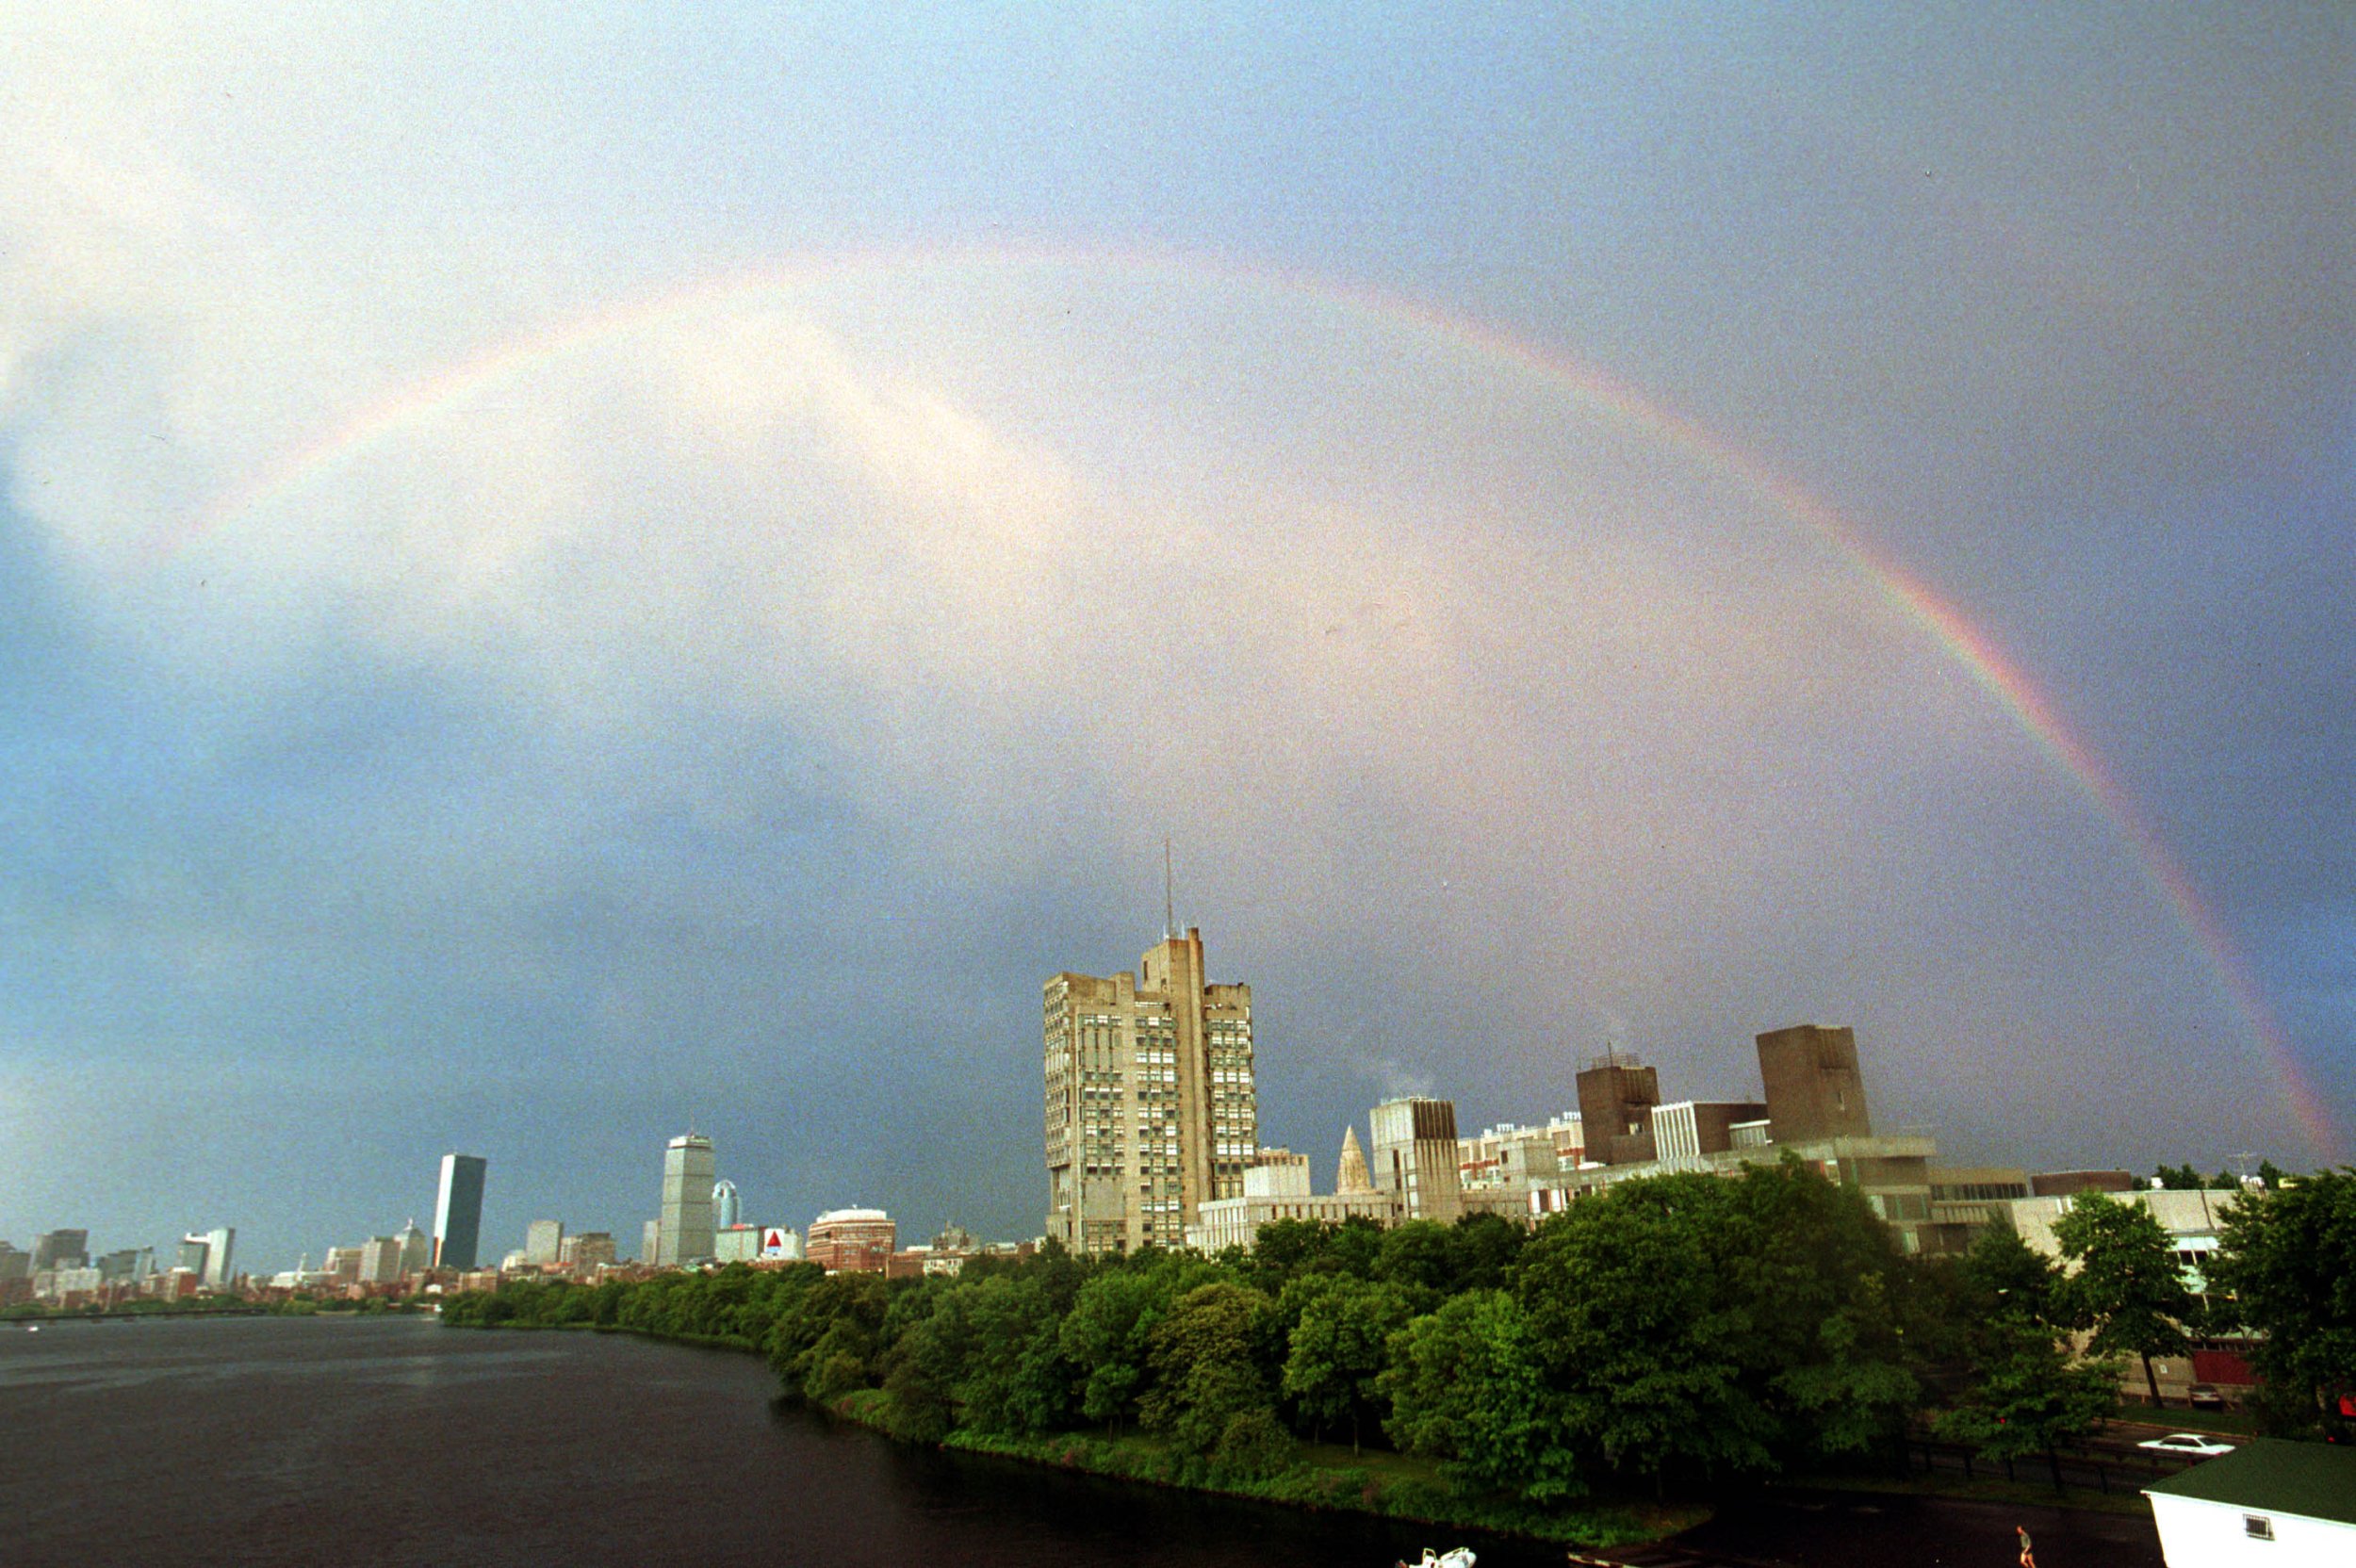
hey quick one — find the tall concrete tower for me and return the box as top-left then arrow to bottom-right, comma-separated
1577,1054 -> 1663,1166
1042,927 -> 1258,1256
657,1135 -> 716,1266
433,1154 -> 487,1271
1369,1097 -> 1464,1223
1756,1024 -> 1873,1141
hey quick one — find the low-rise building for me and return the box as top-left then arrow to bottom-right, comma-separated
2144,1439 -> 2356,1566
2009,1185 -> 2255,1403
1186,1142 -> 1399,1251
1927,1166 -> 2031,1239
807,1210 -> 895,1274
712,1225 -> 762,1265
558,1232 -> 617,1268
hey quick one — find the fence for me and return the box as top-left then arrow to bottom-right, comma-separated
1907,1437 -> 2195,1496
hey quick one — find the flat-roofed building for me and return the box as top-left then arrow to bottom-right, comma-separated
712,1224 -> 761,1264
1187,1140 -> 1399,1251
1756,1024 -> 1873,1143
1578,1056 -> 1663,1166
1044,927 -> 1258,1256
657,1135 -> 716,1266
1927,1167 -> 2032,1239
175,1234 -> 211,1279
199,1227 -> 236,1288
1370,1097 -> 1463,1223
32,1231 -> 89,1272
2031,1169 -> 2135,1198
1650,1100 -> 1771,1168
434,1154 -> 487,1272
559,1232 -> 616,1268
357,1235 -> 403,1285
2008,1184 -> 2256,1404
524,1219 -> 564,1266
807,1209 -> 895,1274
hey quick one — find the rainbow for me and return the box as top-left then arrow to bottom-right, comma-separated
172,244 -> 2341,1160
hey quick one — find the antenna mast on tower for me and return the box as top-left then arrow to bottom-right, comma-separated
1164,837 -> 1175,939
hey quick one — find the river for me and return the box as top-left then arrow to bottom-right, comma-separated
0,1315 -> 2165,1567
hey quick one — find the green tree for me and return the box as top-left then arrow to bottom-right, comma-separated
1369,1221 -> 1454,1299
1515,1174 -> 1777,1492
1383,1288 -> 1579,1500
1280,1272 -> 1414,1451
1935,1312 -> 2119,1479
2051,1193 -> 2196,1408
1958,1225 -> 2063,1327
1716,1156 -> 1921,1463
1059,1267 -> 1169,1435
768,1268 -> 887,1403
1443,1212 -> 1529,1293
2205,1169 -> 2356,1439
1140,1281 -> 1277,1455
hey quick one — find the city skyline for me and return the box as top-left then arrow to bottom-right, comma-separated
1,10 -> 2348,1274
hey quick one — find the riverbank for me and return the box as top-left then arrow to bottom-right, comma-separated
826,1386 -> 1697,1551
443,1315 -> 1690,1549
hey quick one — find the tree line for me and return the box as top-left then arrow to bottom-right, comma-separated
442,1159 -> 2355,1506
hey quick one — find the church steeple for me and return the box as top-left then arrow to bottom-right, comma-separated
1336,1125 -> 1374,1195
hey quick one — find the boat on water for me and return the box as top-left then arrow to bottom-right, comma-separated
1398,1550 -> 1473,1568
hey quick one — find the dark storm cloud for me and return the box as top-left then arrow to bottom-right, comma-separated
0,6 -> 2347,1269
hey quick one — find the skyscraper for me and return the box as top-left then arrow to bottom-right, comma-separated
395,1219 -> 433,1277
200,1226 -> 237,1288
712,1179 -> 741,1232
434,1154 -> 487,1271
32,1230 -> 88,1272
657,1134 -> 715,1266
1043,926 -> 1258,1256
175,1234 -> 211,1278
524,1219 -> 564,1266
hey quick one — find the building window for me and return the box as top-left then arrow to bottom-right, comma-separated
2243,1515 -> 2273,1542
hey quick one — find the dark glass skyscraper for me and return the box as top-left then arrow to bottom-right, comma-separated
433,1153 -> 486,1271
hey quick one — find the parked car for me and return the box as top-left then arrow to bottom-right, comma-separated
2185,1383 -> 2226,1411
2138,1432 -> 2236,1457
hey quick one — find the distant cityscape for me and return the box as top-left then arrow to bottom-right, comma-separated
1,923 -> 2278,1403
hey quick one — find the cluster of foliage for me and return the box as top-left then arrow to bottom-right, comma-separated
441,1159 -> 2356,1502
2152,1160 -> 2284,1192
2205,1168 -> 2356,1440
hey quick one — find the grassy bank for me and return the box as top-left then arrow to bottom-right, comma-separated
446,1315 -> 1692,1548
826,1387 -> 1700,1551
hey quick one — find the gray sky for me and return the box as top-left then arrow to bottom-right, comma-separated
2,5 -> 2348,1271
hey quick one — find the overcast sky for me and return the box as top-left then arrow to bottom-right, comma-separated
2,5 -> 2348,1271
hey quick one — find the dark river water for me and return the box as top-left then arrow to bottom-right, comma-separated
0,1316 -> 1564,1567
0,1316 -> 2166,1568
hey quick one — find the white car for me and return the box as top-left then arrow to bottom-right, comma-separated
2137,1431 -> 2236,1456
